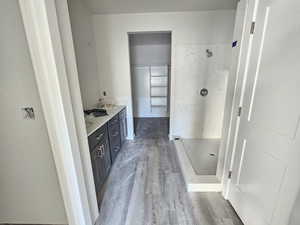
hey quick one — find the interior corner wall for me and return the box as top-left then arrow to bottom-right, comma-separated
0,1 -> 67,223
92,10 -> 235,139
68,0 -> 100,109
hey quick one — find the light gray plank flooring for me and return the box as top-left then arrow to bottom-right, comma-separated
97,118 -> 243,225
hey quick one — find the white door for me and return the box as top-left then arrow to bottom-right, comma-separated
228,0 -> 300,225
222,0 -> 258,195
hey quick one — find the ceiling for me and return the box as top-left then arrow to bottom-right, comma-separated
82,0 -> 238,14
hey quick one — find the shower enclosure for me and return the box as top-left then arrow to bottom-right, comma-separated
174,43 -> 230,192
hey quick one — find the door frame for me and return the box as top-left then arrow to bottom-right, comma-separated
127,31 -> 173,138
18,0 -> 97,225
221,0 -> 259,199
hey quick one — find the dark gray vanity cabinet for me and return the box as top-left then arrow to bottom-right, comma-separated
87,107 -> 127,209
108,115 -> 121,163
88,125 -> 111,202
119,108 -> 127,144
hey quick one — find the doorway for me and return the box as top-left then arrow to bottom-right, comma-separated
128,32 -> 171,138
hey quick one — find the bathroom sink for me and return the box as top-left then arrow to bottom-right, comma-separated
84,117 -> 94,129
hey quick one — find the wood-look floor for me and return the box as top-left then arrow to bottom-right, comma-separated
97,118 -> 243,225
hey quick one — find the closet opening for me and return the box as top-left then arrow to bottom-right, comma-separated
128,32 -> 172,138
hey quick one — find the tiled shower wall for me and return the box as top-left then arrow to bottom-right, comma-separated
173,44 -> 231,138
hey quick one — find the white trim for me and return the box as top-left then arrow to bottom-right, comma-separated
127,134 -> 135,140
18,1 -> 93,225
127,31 -> 173,138
54,0 -> 99,222
169,31 -> 176,141
221,0 -> 259,199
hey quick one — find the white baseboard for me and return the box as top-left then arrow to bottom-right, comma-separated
126,134 -> 135,140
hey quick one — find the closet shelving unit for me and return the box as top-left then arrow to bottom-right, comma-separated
149,65 -> 169,112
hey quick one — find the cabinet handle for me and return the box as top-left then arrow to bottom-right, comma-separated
114,146 -> 120,152
100,145 -> 105,157
95,149 -> 101,158
97,145 -> 105,158
96,133 -> 104,140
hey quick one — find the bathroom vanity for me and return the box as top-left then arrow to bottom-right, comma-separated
85,106 -> 127,209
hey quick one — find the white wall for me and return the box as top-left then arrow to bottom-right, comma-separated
92,10 -> 235,139
68,0 -> 100,109
0,1 -> 67,223
129,32 -> 171,66
131,45 -> 171,65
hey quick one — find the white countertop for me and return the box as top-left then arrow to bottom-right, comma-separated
85,105 -> 126,136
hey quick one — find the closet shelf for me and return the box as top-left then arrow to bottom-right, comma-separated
149,65 -> 169,113
151,74 -> 168,77
151,85 -> 168,87
150,105 -> 167,107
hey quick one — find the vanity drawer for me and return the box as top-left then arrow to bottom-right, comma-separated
90,134 -> 111,205
88,124 -> 108,150
110,138 -> 121,162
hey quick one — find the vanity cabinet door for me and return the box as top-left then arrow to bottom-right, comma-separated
91,144 -> 106,197
108,125 -> 121,163
101,134 -> 111,176
108,115 -> 121,163
119,108 -> 127,145
89,124 -> 111,209
109,135 -> 121,163
88,125 -> 107,149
